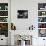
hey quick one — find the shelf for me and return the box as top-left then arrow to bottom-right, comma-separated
38,28 -> 46,29
0,16 -> 8,17
0,22 -> 8,23
0,10 -> 8,11
38,16 -> 46,17
38,22 -> 46,23
38,10 -> 46,11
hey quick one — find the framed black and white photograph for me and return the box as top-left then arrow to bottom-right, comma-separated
17,10 -> 28,19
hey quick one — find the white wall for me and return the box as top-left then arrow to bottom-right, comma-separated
11,0 -> 46,30
11,0 -> 46,46
11,0 -> 38,45
11,0 -> 38,30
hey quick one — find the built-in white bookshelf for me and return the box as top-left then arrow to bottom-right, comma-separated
0,10 -> 8,11
38,10 -> 46,11
0,3 -> 8,37
38,3 -> 46,37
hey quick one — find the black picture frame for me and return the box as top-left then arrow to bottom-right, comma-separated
17,10 -> 28,19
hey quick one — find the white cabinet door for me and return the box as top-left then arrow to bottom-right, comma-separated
0,35 -> 8,45
38,37 -> 46,46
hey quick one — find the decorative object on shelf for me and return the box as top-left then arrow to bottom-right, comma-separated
0,6 -> 1,10
0,3 -> 8,10
38,3 -> 46,10
5,6 -> 8,10
39,29 -> 46,37
0,11 -> 8,16
38,17 -> 46,22
11,23 -> 16,30
38,23 -> 46,28
17,10 -> 28,19
38,17 -> 43,22
29,25 -> 35,30
0,23 -> 8,30
0,23 -> 8,37
42,12 -> 45,15
45,6 -> 46,9
40,8 -> 44,10
0,17 -> 8,22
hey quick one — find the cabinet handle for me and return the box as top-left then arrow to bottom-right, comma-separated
1,39 -> 3,40
43,39 -> 45,40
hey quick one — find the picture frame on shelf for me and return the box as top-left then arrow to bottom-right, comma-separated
38,3 -> 46,10
0,3 -> 8,10
5,6 -> 8,10
38,11 -> 46,16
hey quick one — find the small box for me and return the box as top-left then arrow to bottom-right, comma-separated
0,6 -> 1,10
45,6 -> 46,8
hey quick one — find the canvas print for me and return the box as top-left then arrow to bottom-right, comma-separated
17,10 -> 28,19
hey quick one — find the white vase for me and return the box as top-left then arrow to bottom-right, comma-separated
21,40 -> 25,46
